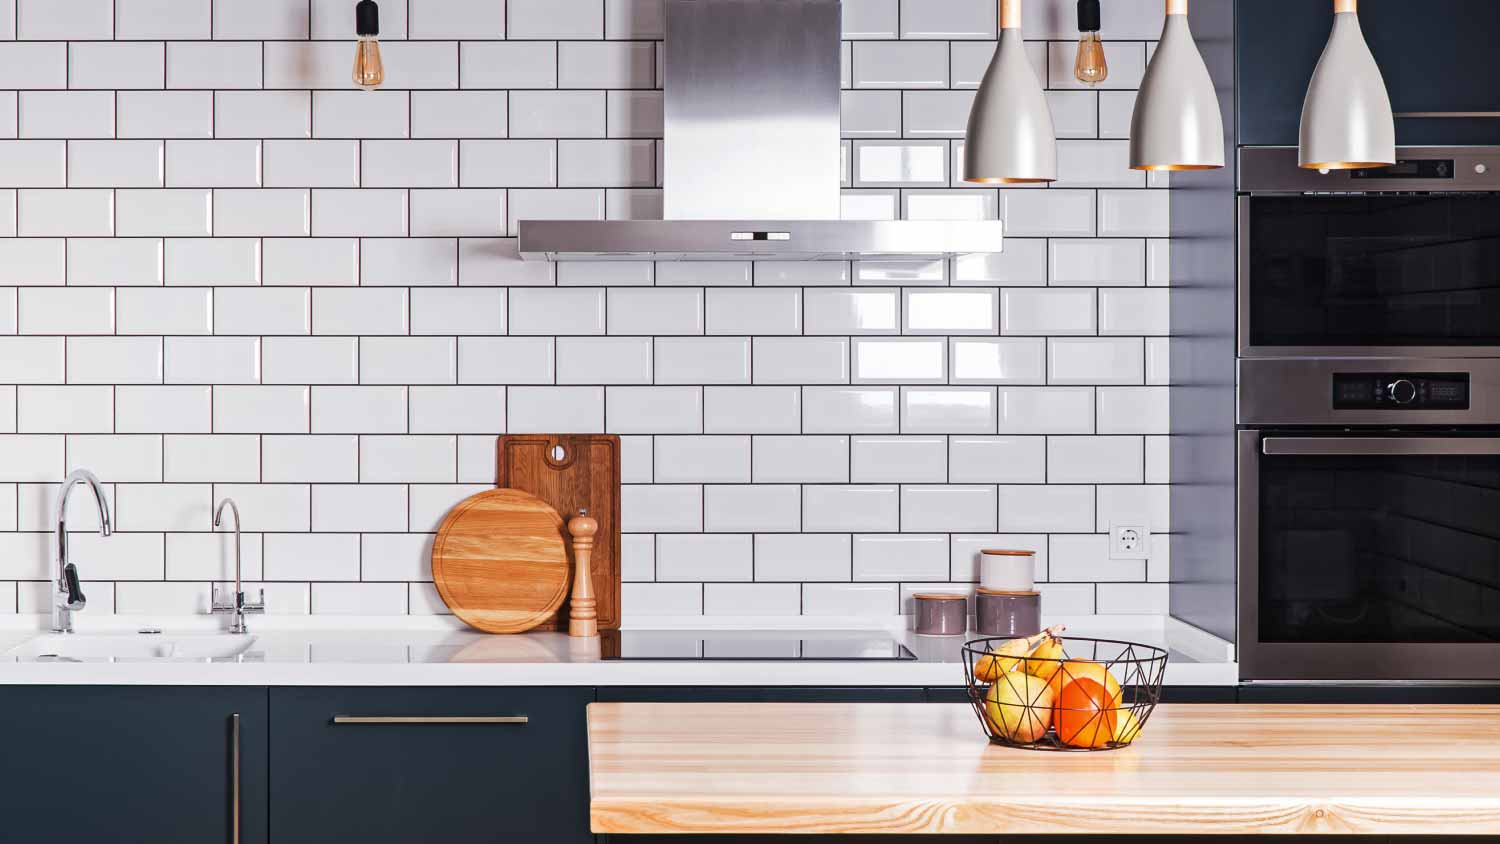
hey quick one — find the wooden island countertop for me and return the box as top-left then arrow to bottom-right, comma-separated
586,702 -> 1500,836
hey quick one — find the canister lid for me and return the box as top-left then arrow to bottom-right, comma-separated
980,549 -> 1036,556
912,593 -> 967,601
975,588 -> 1041,597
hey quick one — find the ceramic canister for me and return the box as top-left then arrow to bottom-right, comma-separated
979,549 -> 1036,592
913,593 -> 968,636
975,589 -> 1041,638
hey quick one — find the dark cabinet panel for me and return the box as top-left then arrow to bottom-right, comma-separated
597,686 -> 927,703
1239,0 -> 1500,146
0,686 -> 268,843
269,687 -> 592,844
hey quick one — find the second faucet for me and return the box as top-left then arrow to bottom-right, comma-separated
210,498 -> 264,634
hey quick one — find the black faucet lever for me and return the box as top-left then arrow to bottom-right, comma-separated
61,563 -> 85,611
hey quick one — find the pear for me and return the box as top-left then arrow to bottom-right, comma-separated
984,671 -> 1054,744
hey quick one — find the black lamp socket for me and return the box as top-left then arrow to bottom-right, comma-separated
356,0 -> 380,36
1077,0 -> 1102,33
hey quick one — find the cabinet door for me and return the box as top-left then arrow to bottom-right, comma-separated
0,686 -> 268,844
270,687 -> 592,844
1239,0 -> 1500,146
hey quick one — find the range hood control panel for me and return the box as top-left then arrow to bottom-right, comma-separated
1332,373 -> 1470,410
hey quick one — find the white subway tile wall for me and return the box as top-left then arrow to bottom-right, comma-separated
0,0 -> 1170,620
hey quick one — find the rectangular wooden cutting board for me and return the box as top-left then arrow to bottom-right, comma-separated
496,435 -> 621,631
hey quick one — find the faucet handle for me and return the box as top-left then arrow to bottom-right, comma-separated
60,563 -> 85,610
209,582 -> 236,613
242,589 -> 266,615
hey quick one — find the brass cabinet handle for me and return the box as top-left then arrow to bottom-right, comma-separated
230,713 -> 241,844
331,716 -> 529,725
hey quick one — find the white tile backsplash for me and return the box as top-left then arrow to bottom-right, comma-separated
803,485 -> 899,533
996,386 -> 1095,434
704,485 -> 800,533
116,385 -> 209,433
0,0 -> 1173,621
655,338 -> 751,385
850,435 -> 945,483
753,436 -> 849,484
853,534 -> 947,580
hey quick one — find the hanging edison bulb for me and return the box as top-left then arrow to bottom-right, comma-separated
1073,0 -> 1109,86
353,0 -> 384,91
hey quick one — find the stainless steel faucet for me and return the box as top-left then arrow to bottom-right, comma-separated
210,498 -> 264,634
52,469 -> 112,634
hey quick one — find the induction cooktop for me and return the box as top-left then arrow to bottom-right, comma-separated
600,630 -> 917,661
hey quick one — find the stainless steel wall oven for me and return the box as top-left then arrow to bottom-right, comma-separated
1238,147 -> 1500,681
1239,359 -> 1500,680
1239,147 -> 1500,359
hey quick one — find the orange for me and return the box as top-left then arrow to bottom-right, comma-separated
1045,658 -> 1123,711
1056,677 -> 1117,748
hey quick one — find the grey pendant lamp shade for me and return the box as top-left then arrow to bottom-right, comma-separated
964,0 -> 1057,183
1129,0 -> 1224,171
1298,0 -> 1395,169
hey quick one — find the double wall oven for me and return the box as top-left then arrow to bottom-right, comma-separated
1238,147 -> 1500,681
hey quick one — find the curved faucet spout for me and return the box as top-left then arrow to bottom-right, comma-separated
58,469 -> 111,538
213,497 -> 240,532
53,469 -> 112,634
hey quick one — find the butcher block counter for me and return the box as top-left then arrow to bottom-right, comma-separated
586,702 -> 1500,836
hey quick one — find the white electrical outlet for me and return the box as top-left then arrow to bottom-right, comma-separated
1110,524 -> 1150,560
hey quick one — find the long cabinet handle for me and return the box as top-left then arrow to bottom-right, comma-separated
332,715 -> 529,725
1262,437 -> 1500,457
230,713 -> 241,844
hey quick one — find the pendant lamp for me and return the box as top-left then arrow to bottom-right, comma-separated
1298,0 -> 1395,170
964,0 -> 1057,184
1129,0 -> 1224,171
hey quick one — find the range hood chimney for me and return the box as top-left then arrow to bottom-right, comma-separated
517,0 -> 1004,262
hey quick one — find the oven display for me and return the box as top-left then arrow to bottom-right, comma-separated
1332,373 -> 1470,410
1349,159 -> 1454,180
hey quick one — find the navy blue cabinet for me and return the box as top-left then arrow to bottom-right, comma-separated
1239,0 -> 1500,146
268,687 -> 592,844
0,686 -> 268,843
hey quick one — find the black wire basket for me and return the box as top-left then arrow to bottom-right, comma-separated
961,635 -> 1168,751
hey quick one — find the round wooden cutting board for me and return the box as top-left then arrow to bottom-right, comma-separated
431,489 -> 570,634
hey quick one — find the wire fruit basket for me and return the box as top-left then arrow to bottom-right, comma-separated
961,635 -> 1168,751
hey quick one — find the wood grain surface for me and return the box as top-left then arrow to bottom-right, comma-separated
587,702 -> 1500,835
496,435 -> 621,631
431,488 -> 569,634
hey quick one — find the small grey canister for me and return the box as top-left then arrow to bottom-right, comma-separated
975,589 -> 1041,637
913,593 -> 968,636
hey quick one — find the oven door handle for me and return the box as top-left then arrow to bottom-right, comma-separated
1262,437 -> 1500,456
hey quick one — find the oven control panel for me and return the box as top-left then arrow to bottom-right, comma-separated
1332,373 -> 1470,410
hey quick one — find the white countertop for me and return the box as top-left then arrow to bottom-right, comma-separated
0,614 -> 1238,687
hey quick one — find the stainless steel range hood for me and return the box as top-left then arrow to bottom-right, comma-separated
517,0 -> 1004,262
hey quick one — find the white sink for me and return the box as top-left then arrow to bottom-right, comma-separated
5,633 -> 259,662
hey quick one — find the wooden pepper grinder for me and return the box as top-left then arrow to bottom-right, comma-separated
567,509 -> 599,638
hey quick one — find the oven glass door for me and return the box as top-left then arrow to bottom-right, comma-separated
1244,194 -> 1500,352
1242,434 -> 1500,680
